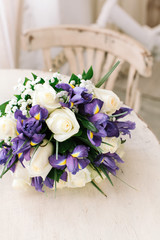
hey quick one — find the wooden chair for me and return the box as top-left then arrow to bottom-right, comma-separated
21,25 -> 153,112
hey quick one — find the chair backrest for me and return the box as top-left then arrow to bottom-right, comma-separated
21,25 -> 153,111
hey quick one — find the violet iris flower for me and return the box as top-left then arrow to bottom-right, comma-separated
11,133 -> 31,162
79,98 -> 103,116
95,152 -> 123,175
14,105 -> 47,146
31,172 -> 67,192
49,145 -> 90,175
112,107 -> 133,119
29,105 -> 48,121
56,83 -> 92,108
116,121 -> 136,137
87,112 -> 108,146
0,146 -> 17,172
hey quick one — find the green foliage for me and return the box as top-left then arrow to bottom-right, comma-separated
69,74 -> 81,85
14,95 -> 22,101
0,140 -> 4,148
31,73 -> 45,84
100,165 -> 114,186
23,77 -> 30,85
48,168 -> 64,182
77,114 -> 98,132
95,61 -> 120,88
82,66 -> 93,80
0,101 -> 9,117
58,138 -> 76,154
49,78 -> 59,89
91,181 -> 107,197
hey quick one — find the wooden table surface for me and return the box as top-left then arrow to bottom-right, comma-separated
0,69 -> 160,240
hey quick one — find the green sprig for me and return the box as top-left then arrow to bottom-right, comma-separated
95,61 -> 120,88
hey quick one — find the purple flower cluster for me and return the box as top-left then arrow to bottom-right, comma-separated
56,83 -> 92,109
49,145 -> 90,175
31,172 -> 67,192
0,105 -> 48,173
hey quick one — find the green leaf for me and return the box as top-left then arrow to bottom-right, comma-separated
82,66 -> 93,80
73,129 -> 83,137
0,140 -> 4,148
90,163 -> 104,180
24,77 -> 30,85
0,151 -> 15,178
48,168 -> 64,182
91,181 -> 107,197
101,141 -> 113,147
0,101 -> 9,116
31,73 -> 45,84
69,74 -> 81,85
14,95 -> 22,101
58,139 -> 76,154
77,114 -> 98,132
110,111 -> 128,118
121,139 -> 126,144
49,78 -> 59,89
31,73 -> 37,80
95,61 -> 120,88
100,166 -> 114,186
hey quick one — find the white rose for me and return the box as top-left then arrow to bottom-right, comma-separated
32,83 -> 60,113
94,88 -> 121,115
66,167 -> 92,188
24,139 -> 53,180
12,162 -> 31,190
46,108 -> 80,142
100,137 -> 121,153
0,116 -> 17,139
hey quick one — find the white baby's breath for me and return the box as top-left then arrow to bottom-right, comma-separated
77,74 -> 82,79
52,72 -> 61,80
70,80 -> 75,85
79,79 -> 94,93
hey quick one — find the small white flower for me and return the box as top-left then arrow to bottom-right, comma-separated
18,78 -> 22,83
53,72 -> 61,80
18,99 -> 23,104
44,77 -> 49,84
77,74 -> 82,79
26,81 -> 32,89
70,80 -> 75,85
12,106 -> 18,113
5,104 -> 11,113
22,110 -> 27,115
27,99 -> 32,104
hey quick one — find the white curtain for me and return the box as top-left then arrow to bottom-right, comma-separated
0,0 -> 20,68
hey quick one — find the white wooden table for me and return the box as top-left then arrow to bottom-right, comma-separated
0,69 -> 160,240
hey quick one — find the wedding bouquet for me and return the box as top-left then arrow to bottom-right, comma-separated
0,63 -> 135,195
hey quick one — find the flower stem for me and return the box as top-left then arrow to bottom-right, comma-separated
95,61 -> 120,88
56,141 -> 59,160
